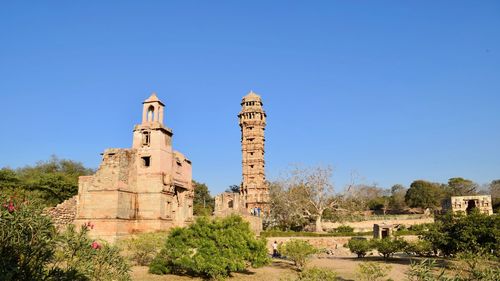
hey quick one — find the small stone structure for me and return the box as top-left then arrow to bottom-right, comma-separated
74,93 -> 193,242
373,223 -> 394,239
442,195 -> 493,215
44,195 -> 77,230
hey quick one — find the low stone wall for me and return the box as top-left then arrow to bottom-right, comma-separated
322,217 -> 434,232
44,195 -> 77,230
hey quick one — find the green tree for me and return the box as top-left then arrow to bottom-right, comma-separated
421,210 -> 499,257
346,238 -> 373,258
405,180 -> 444,209
489,180 -> 500,213
149,215 -> 269,279
278,239 -> 318,271
447,177 -> 478,196
0,168 -> 20,190
389,184 -> 407,211
373,237 -> 407,260
192,180 -> 214,216
225,184 -> 240,193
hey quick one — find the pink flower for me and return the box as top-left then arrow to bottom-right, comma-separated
91,241 -> 101,250
3,201 -> 15,213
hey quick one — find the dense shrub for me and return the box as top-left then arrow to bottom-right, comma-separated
334,225 -> 354,233
406,255 -> 500,281
373,237 -> 407,260
404,240 -> 434,257
0,195 -> 56,280
149,215 -> 269,280
357,262 -> 391,281
421,211 -> 499,257
0,194 -> 130,281
118,232 -> 167,266
293,267 -> 337,281
279,239 -> 318,271
346,238 -> 373,258
54,224 -> 131,281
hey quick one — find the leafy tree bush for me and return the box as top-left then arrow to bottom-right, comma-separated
357,262 -> 391,281
421,210 -> 499,257
54,224 -> 131,281
346,238 -> 373,258
279,239 -> 318,271
405,180 -> 444,209
117,232 -> 167,266
404,240 -> 434,257
334,225 -> 354,233
0,156 -> 93,207
193,180 -> 214,216
292,267 -> 337,281
0,194 -> 56,280
0,193 -> 130,281
149,215 -> 269,280
373,237 -> 407,260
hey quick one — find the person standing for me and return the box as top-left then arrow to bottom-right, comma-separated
272,241 -> 278,257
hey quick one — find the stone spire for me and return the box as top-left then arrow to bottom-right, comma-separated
238,91 -> 268,212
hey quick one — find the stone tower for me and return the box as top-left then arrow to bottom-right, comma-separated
74,93 -> 193,242
238,91 -> 268,212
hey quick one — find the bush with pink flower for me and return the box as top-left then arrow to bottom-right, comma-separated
0,193 -> 130,281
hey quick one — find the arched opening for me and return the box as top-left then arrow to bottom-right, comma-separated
147,105 -> 155,122
228,200 -> 234,209
466,200 -> 476,214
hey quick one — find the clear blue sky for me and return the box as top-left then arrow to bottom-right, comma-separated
1,1 -> 499,194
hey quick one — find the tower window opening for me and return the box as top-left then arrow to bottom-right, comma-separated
147,105 -> 155,122
250,165 -> 254,169
141,156 -> 151,167
142,131 -> 151,146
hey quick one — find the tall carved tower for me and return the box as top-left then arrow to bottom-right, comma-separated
239,91 -> 268,212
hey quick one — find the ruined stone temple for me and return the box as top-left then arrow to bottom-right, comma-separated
215,91 -> 269,218
442,195 -> 493,215
73,93 -> 193,241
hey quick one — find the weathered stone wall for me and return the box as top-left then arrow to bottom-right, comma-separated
44,195 -> 77,230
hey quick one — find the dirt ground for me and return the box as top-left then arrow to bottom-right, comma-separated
131,255 -> 424,281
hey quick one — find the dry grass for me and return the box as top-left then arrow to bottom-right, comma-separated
130,255 -> 426,281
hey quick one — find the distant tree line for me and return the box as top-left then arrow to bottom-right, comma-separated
268,165 -> 500,231
0,156 -> 94,207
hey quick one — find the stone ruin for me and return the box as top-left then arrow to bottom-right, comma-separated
442,195 -> 493,215
50,93 -> 193,242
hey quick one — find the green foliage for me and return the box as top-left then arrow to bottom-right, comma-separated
279,239 -> 318,271
334,225 -> 354,233
225,184 -> 240,193
447,177 -> 478,196
54,224 -> 131,281
0,194 -> 130,281
149,215 -> 270,280
373,237 -> 407,260
293,267 -> 337,281
406,259 -> 447,281
421,211 -> 499,256
405,180 -> 445,209
117,232 -> 167,266
406,255 -> 500,281
192,180 -> 215,216
356,262 -> 391,281
0,156 -> 93,207
389,184 -> 407,211
0,194 -> 56,280
404,240 -> 434,257
346,238 -> 373,258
